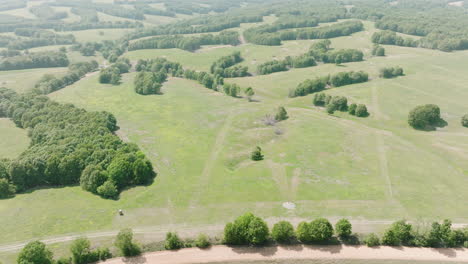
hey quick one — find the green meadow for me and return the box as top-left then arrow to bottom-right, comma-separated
0,18 -> 467,255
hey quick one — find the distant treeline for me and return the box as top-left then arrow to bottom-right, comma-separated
0,20 -> 142,33
371,30 -> 418,47
0,88 -> 156,199
349,0 -> 468,51
258,40 -> 363,75
210,52 -> 249,78
29,4 -> 68,20
128,31 -> 240,52
126,15 -> 262,40
34,61 -> 99,94
99,58 -> 132,85
244,20 -> 364,46
4,29 -> 76,50
290,71 -> 369,97
72,40 -> 127,62
0,0 -> 26,11
0,51 -> 69,71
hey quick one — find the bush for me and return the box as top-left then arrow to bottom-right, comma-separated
380,67 -> 404,78
17,241 -> 53,264
364,233 -> 380,247
461,114 -> 468,127
271,221 -> 295,243
98,247 -> 112,261
195,234 -> 211,248
275,107 -> 288,121
56,257 -> 72,264
115,228 -> 141,257
382,220 -> 413,246
408,104 -> 441,129
165,232 -> 183,250
335,219 -> 352,239
372,45 -> 385,56
355,104 -> 369,117
251,146 -> 264,161
224,213 -> 269,245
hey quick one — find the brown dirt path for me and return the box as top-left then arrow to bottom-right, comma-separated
103,245 -> 468,264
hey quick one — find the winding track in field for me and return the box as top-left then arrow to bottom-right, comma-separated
102,245 -> 468,264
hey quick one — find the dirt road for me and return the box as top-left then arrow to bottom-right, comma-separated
103,245 -> 468,264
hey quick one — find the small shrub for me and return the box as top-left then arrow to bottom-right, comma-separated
365,233 -> 380,247
165,232 -> 183,250
251,146 -> 264,161
275,106 -> 288,121
271,221 -> 295,243
98,247 -> 112,261
462,114 -> 468,127
56,257 -> 72,264
195,234 -> 211,248
348,103 -> 357,115
97,180 -> 118,199
335,219 -> 352,239
408,104 -> 441,129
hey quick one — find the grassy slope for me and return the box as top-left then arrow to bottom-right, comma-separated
0,67 -> 69,93
0,119 -> 29,159
0,21 -> 467,247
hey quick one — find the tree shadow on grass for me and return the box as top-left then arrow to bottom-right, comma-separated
414,118 -> 448,131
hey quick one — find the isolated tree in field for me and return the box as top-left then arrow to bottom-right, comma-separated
115,228 -> 141,257
244,87 -> 255,101
335,218 -> 352,239
408,104 -> 441,129
224,213 -> 269,245
272,221 -> 295,243
355,104 -> 369,117
251,146 -> 264,161
372,44 -> 385,56
164,232 -> 183,250
17,241 -> 53,264
275,106 -> 288,121
462,114 -> 468,127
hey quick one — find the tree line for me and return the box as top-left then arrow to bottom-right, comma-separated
34,61 -> 99,94
0,88 -> 156,200
289,71 -> 369,97
257,55 -> 317,75
128,31 -> 240,52
210,51 -> 249,78
0,51 -> 69,71
29,4 -> 68,20
4,32 -> 76,50
308,40 -> 364,64
244,20 -> 364,46
313,93 -> 369,117
126,15 -> 262,40
15,214 -> 468,263
134,58 -> 184,95
72,40 -> 127,62
99,58 -> 132,85
371,30 -> 418,48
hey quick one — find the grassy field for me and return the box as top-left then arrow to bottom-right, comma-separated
0,67 -> 69,93
0,19 -> 467,254
62,28 -> 133,43
0,119 -> 29,159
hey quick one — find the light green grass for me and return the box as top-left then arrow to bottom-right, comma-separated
0,19 -> 467,249
0,8 -> 36,19
0,67 -> 69,93
0,119 -> 29,159
62,28 -> 133,43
